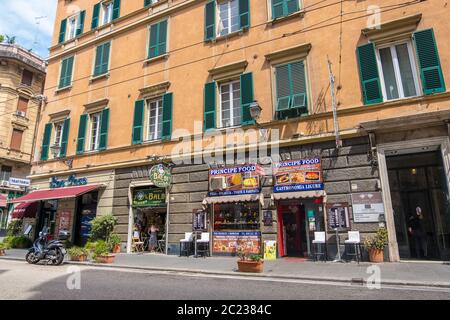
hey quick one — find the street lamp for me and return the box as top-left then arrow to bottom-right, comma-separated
249,101 -> 268,142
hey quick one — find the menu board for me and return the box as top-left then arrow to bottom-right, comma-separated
352,192 -> 385,223
327,202 -> 350,229
273,157 -> 323,193
193,209 -> 208,231
212,231 -> 261,254
208,165 -> 263,197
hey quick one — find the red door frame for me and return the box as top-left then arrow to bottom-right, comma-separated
277,203 -> 304,257
277,205 -> 285,257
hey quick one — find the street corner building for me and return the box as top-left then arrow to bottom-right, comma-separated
0,43 -> 47,237
12,0 -> 450,262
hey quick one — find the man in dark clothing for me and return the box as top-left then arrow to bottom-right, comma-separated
408,207 -> 428,259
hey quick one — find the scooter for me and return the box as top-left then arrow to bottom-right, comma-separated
25,227 -> 68,265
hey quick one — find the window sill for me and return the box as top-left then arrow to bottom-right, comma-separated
55,85 -> 72,94
207,29 -> 247,44
90,73 -> 110,83
144,53 -> 169,65
267,10 -> 305,26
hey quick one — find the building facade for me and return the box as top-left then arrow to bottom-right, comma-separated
18,0 -> 450,261
0,43 -> 46,235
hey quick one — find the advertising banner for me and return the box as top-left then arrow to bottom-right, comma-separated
264,240 -> 277,260
132,188 -> 166,207
273,157 -> 323,193
208,165 -> 263,197
212,231 -> 261,254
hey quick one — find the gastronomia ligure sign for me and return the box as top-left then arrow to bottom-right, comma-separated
208,164 -> 264,196
273,157 -> 323,193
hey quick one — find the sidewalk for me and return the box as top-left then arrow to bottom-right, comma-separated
2,249 -> 450,288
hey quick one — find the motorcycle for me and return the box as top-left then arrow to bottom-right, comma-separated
25,227 -> 68,265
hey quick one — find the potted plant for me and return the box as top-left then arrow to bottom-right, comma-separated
236,241 -> 264,273
67,246 -> 89,262
109,233 -> 121,254
364,228 -> 388,263
0,242 -> 6,256
91,240 -> 116,263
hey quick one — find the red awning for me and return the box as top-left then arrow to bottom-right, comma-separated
10,184 -> 102,204
11,202 -> 39,219
0,194 -> 6,207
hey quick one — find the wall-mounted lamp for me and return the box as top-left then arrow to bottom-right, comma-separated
49,144 -> 73,169
249,101 -> 268,142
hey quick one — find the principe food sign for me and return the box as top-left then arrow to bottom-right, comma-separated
273,157 -> 324,193
208,164 -> 264,197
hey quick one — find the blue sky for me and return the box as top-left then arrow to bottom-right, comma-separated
0,0 -> 57,59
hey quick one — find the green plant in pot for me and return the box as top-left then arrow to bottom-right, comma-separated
364,228 -> 388,263
89,214 -> 118,243
91,240 -> 115,263
67,246 -> 89,262
0,242 -> 7,256
109,233 -> 121,253
236,241 -> 264,273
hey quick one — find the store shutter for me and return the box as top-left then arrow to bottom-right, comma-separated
239,0 -> 250,29
76,114 -> 88,155
413,29 -> 446,95
357,43 -> 383,105
58,18 -> 67,44
161,93 -> 173,141
40,123 -> 52,161
144,0 -> 152,7
272,0 -> 284,19
60,118 -> 71,158
99,108 -> 110,151
240,73 -> 255,125
92,3 -> 100,29
76,10 -> 86,36
290,60 -> 307,110
112,0 -> 121,20
275,64 -> 291,111
204,82 -> 216,131
205,1 -> 216,41
132,100 -> 145,145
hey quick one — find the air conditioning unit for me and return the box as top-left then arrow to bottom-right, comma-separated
0,180 -> 9,187
15,110 -> 26,117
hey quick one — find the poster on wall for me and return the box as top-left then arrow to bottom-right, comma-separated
273,157 -> 323,193
55,211 -> 71,236
326,202 -> 350,230
352,192 -> 385,223
264,240 -> 277,260
80,210 -> 95,238
212,231 -> 261,254
208,165 -> 263,197
193,209 -> 208,231
263,211 -> 273,226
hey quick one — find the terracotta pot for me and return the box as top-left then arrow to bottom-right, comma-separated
237,260 -> 264,273
0,249 -> 5,256
96,254 -> 116,264
70,255 -> 87,262
368,248 -> 384,263
112,245 -> 121,254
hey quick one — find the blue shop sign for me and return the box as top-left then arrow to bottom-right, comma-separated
50,175 -> 88,189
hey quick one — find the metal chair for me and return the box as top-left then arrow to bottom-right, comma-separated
157,233 -> 166,253
195,232 -> 210,258
312,232 -> 327,262
179,232 -> 194,257
344,231 -> 362,263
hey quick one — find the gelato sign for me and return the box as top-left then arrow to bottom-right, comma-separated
132,188 -> 166,207
208,165 -> 263,197
50,175 -> 88,189
149,164 -> 171,188
273,157 -> 323,193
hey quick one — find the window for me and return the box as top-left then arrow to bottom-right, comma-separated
67,16 -> 78,40
10,129 -> 23,151
59,56 -> 74,89
148,20 -> 167,59
17,97 -> 28,116
274,60 -> 308,120
377,42 -> 420,101
0,166 -> 12,181
102,1 -> 113,25
219,81 -> 241,128
218,0 -> 240,37
271,0 -> 300,20
93,42 -> 111,77
21,70 -> 33,86
58,11 -> 85,44
53,122 -> 64,148
147,98 -> 163,141
89,113 -> 102,151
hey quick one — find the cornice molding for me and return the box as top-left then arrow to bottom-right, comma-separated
84,98 -> 110,112
208,60 -> 248,81
362,14 -> 422,43
139,81 -> 170,98
265,43 -> 312,65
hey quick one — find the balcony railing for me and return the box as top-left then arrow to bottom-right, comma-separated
0,43 -> 46,72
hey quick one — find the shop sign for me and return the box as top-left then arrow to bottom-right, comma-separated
263,211 -> 273,226
208,164 -> 263,197
327,202 -> 350,230
351,192 -> 385,223
264,240 -> 277,260
9,177 -> 30,187
149,164 -> 172,188
273,157 -> 323,193
212,231 -> 261,254
49,175 -> 88,189
133,188 -> 166,207
193,209 -> 208,231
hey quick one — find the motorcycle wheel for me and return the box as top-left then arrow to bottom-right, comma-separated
25,250 -> 39,264
54,248 -> 64,266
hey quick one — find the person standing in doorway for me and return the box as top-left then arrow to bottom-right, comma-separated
148,223 -> 159,252
408,207 -> 428,259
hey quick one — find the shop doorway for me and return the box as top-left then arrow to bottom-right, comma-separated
387,150 -> 450,261
36,200 -> 57,239
277,203 -> 307,257
134,207 -> 166,252
74,191 -> 98,247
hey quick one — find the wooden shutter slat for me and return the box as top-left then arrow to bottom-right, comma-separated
357,43 -> 383,105
204,82 -> 216,131
10,129 -> 23,151
161,93 -> 173,141
59,18 -> 67,44
40,123 -> 53,161
76,114 -> 88,155
158,20 -> 168,56
112,0 -> 121,20
92,3 -> 100,29
290,61 -> 307,109
239,0 -> 250,29
205,1 -> 216,41
240,73 -> 255,125
76,11 -> 86,36
99,108 -> 110,150
149,23 -> 159,58
132,100 -> 145,145
60,118 -> 71,158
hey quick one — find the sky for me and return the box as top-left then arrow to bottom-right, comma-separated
0,0 -> 57,59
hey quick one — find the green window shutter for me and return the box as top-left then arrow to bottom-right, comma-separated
290,61 -> 307,110
59,58 -> 68,89
149,23 -> 158,58
99,108 -> 110,150
101,42 -> 111,74
40,123 -> 52,161
58,18 -> 67,44
161,93 -> 173,141
132,100 -> 145,145
286,0 -> 299,15
76,114 -> 88,155
149,21 -> 168,59
205,1 -> 216,41
59,56 -> 74,89
112,0 -> 121,20
413,29 -> 446,95
76,11 -> 86,36
272,0 -> 284,19
94,43 -> 110,76
357,43 -> 383,105
92,3 -> 100,29
275,64 -> 291,111
144,0 -> 152,7
158,20 -> 168,56
60,118 -> 71,158
204,82 -> 216,131
239,0 -> 250,29
240,73 -> 255,125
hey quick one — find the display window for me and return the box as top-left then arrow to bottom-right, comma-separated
213,201 -> 260,231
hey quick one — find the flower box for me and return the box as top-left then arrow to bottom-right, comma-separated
95,254 -> 116,264
237,260 -> 264,273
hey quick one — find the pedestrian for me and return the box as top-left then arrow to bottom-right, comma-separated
408,206 -> 428,259
148,224 -> 159,252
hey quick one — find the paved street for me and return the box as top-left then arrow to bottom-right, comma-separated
1,260 -> 449,300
